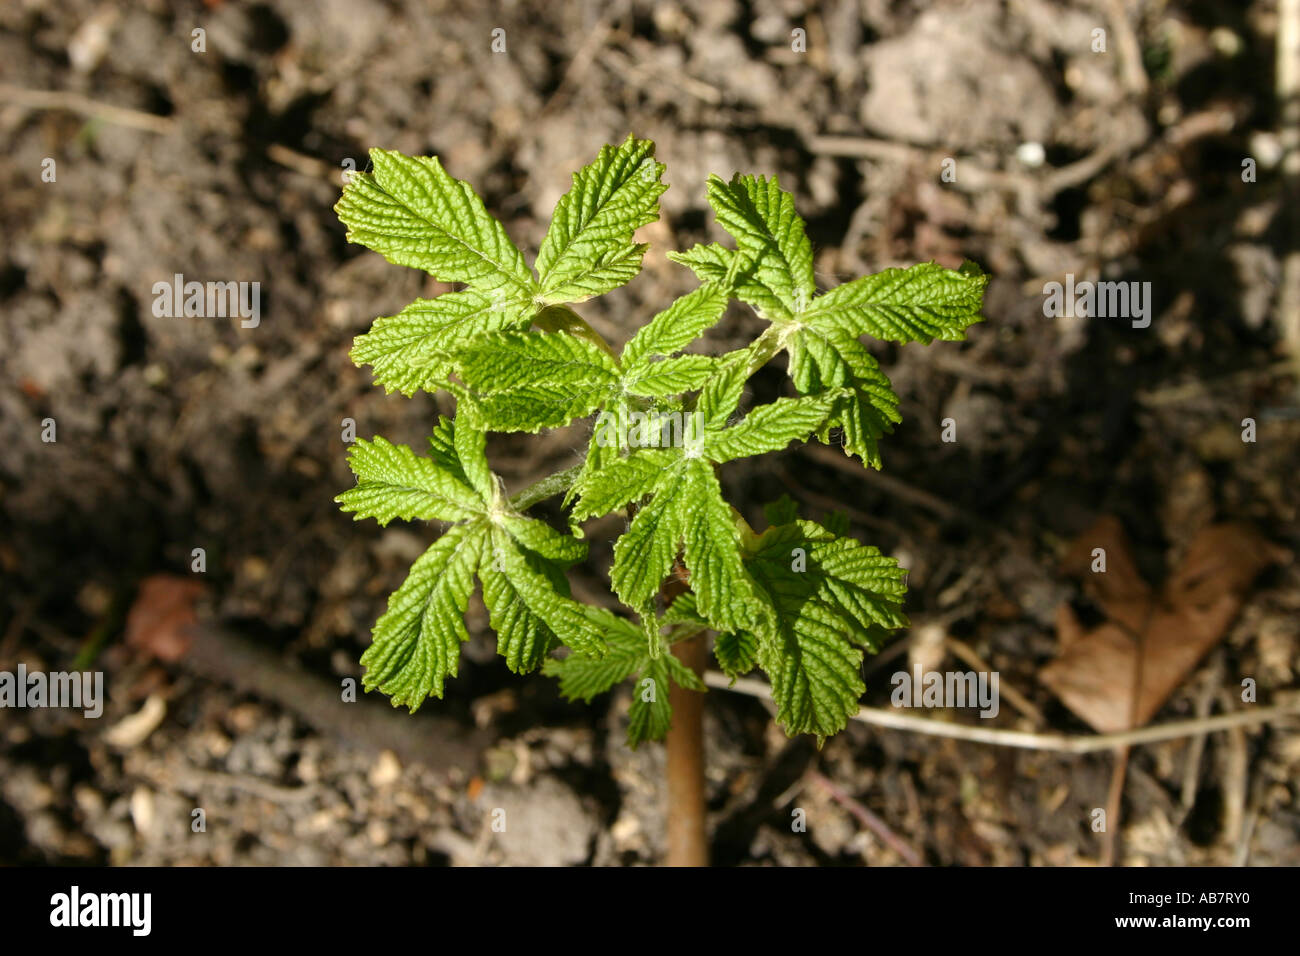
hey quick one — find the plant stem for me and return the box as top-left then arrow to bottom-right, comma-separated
508,463 -> 584,511
532,303 -> 620,362
662,565 -> 708,866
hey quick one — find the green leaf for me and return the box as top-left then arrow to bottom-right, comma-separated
447,400 -> 499,503
677,461 -> 758,632
668,243 -> 789,322
542,610 -> 646,703
661,590 -> 705,627
627,654 -> 674,746
603,457 -> 760,633
457,331 -> 621,432
568,448 -> 677,521
542,608 -> 704,748
622,282 -> 729,367
535,136 -> 666,303
704,173 -> 815,320
762,495 -> 799,527
785,327 -> 901,469
460,331 -> 620,391
621,355 -> 719,397
571,354 -> 830,634
670,177 -> 985,469
351,290 -> 536,397
342,411 -> 603,706
702,391 -> 840,463
499,514 -> 588,565
360,522 -> 483,710
713,629 -> 758,678
610,472 -> 690,612
336,148 -> 535,294
741,520 -> 909,738
426,416 -> 474,490
481,525 -> 603,672
801,261 -> 987,344
694,353 -> 752,430
336,436 -> 481,526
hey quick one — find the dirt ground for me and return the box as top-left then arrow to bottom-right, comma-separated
2,0 -> 1298,867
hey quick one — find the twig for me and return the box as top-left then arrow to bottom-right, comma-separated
1104,0 -> 1150,97
186,622 -> 491,771
1278,0 -> 1300,369
539,1 -> 626,117
1100,746 -> 1130,867
703,671 -> 1300,753
1219,690 -> 1249,854
1178,657 -> 1223,816
807,132 -> 1134,197
807,134 -> 1030,195
0,83 -> 173,134
266,143 -> 333,181
807,771 -> 925,866
944,636 -> 1046,727
1135,360 -> 1296,407
799,443 -> 964,523
1235,809 -> 1259,868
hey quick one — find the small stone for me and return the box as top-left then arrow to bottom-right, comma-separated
369,750 -> 402,788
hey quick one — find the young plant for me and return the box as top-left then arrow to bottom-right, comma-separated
333,136 -> 987,859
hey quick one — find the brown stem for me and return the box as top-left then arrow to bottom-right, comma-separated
666,630 -> 708,866
663,564 -> 708,866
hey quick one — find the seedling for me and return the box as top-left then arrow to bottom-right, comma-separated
333,136 -> 987,861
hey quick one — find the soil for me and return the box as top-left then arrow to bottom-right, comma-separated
2,0 -> 1298,866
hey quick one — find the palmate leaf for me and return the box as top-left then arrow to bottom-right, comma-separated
340,139 -> 667,399
335,139 -> 989,748
336,415 -> 605,711
536,136 -> 667,303
740,518 -> 909,739
542,608 -> 705,747
671,173 -> 987,467
569,355 -> 841,634
457,276 -> 732,436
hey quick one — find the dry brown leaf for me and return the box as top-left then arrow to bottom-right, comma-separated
1059,514 -> 1153,635
1041,518 -> 1285,733
125,574 -> 206,663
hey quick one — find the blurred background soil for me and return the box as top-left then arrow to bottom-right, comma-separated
1,0 -> 1298,866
